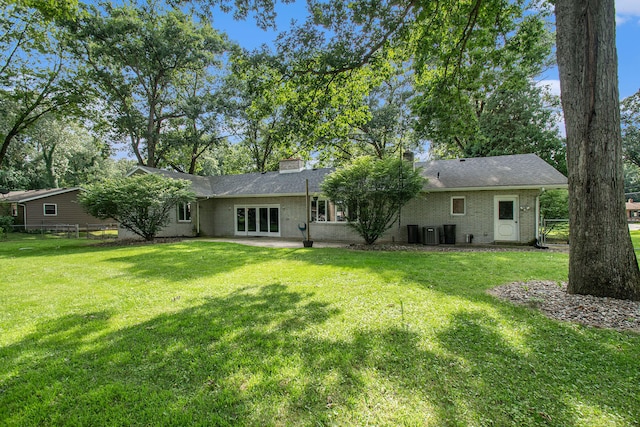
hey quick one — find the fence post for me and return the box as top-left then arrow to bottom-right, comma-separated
75,224 -> 79,239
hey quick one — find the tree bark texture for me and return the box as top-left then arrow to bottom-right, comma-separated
555,0 -> 640,300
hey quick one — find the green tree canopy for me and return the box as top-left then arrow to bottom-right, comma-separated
321,156 -> 424,244
67,1 -> 229,168
621,90 -> 640,169
79,174 -> 195,241
1,0 -> 88,166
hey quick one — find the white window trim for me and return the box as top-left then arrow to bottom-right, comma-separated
177,202 -> 191,223
451,196 -> 466,216
43,203 -> 58,216
311,198 -> 348,223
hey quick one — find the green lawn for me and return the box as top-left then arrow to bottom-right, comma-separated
1,235 -> 638,426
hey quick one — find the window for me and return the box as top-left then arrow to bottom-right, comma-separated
10,203 -> 17,217
451,197 -> 465,215
178,202 -> 191,222
498,200 -> 514,220
43,203 -> 57,216
311,199 -> 347,222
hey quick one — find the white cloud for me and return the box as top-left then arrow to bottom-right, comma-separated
617,0 -> 640,25
616,15 -> 629,25
617,0 -> 640,16
536,79 -> 562,97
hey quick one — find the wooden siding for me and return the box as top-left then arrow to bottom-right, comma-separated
19,190 -> 113,229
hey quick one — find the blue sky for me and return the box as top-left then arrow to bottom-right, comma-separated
211,0 -> 640,100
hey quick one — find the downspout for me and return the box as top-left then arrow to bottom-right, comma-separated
535,192 -> 541,242
196,200 -> 200,236
198,195 -> 212,236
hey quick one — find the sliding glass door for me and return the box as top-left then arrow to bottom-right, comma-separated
235,205 -> 280,236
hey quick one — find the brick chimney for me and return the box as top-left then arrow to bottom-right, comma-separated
279,158 -> 304,173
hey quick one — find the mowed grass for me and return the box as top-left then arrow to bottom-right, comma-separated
1,235 -> 638,426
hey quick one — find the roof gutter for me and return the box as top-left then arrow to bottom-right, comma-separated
422,184 -> 568,193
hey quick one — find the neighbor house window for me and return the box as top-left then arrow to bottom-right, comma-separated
178,202 -> 191,222
43,203 -> 57,216
10,203 -> 17,217
451,197 -> 466,215
311,199 -> 347,222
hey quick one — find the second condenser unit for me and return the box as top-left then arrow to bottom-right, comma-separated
422,226 -> 439,245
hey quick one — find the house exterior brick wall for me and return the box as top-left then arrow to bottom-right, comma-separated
383,189 -> 541,244
198,196 -> 357,241
278,159 -> 304,173
194,188 -> 541,244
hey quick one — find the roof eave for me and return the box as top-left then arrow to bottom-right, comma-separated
7,187 -> 81,203
423,184 -> 568,192
210,192 -> 307,199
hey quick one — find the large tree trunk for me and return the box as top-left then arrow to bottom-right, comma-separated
555,0 -> 640,300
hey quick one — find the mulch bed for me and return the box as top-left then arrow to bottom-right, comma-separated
488,281 -> 640,333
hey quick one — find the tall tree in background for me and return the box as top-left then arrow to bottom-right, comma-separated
0,0 -> 86,166
68,1 -> 228,168
621,90 -> 640,169
161,69 -> 229,175
323,70 -> 424,165
222,49 -> 298,173
412,11 -> 562,168
0,114 -> 120,189
556,0 -> 640,300
223,48 -> 377,171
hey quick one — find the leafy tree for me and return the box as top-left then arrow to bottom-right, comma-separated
67,1 -> 228,168
222,50 -> 294,172
539,190 -> 568,220
222,48 -> 377,172
425,78 -> 566,174
624,164 -> 640,195
79,174 -> 195,241
621,90 -> 640,169
412,12 -> 557,159
0,0 -> 87,166
0,114 -> 116,189
556,0 -> 640,300
320,70 -> 425,165
321,156 -> 424,244
9,0 -> 77,21
161,70 -> 229,175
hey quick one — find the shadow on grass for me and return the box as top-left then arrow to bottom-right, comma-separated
2,283 -> 638,425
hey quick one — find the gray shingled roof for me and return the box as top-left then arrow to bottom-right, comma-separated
417,154 -> 567,191
0,188 -> 79,203
129,166 -> 216,197
130,154 -> 566,197
210,168 -> 331,197
130,166 -> 333,197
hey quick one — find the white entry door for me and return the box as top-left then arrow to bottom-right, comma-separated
494,196 -> 519,241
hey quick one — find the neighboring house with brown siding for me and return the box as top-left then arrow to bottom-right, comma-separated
0,188 -> 113,231
126,154 -> 568,245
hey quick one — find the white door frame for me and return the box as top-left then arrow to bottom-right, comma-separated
494,195 -> 519,242
234,204 -> 281,237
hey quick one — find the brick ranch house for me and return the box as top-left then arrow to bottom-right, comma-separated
124,153 -> 568,245
0,188 -> 114,231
